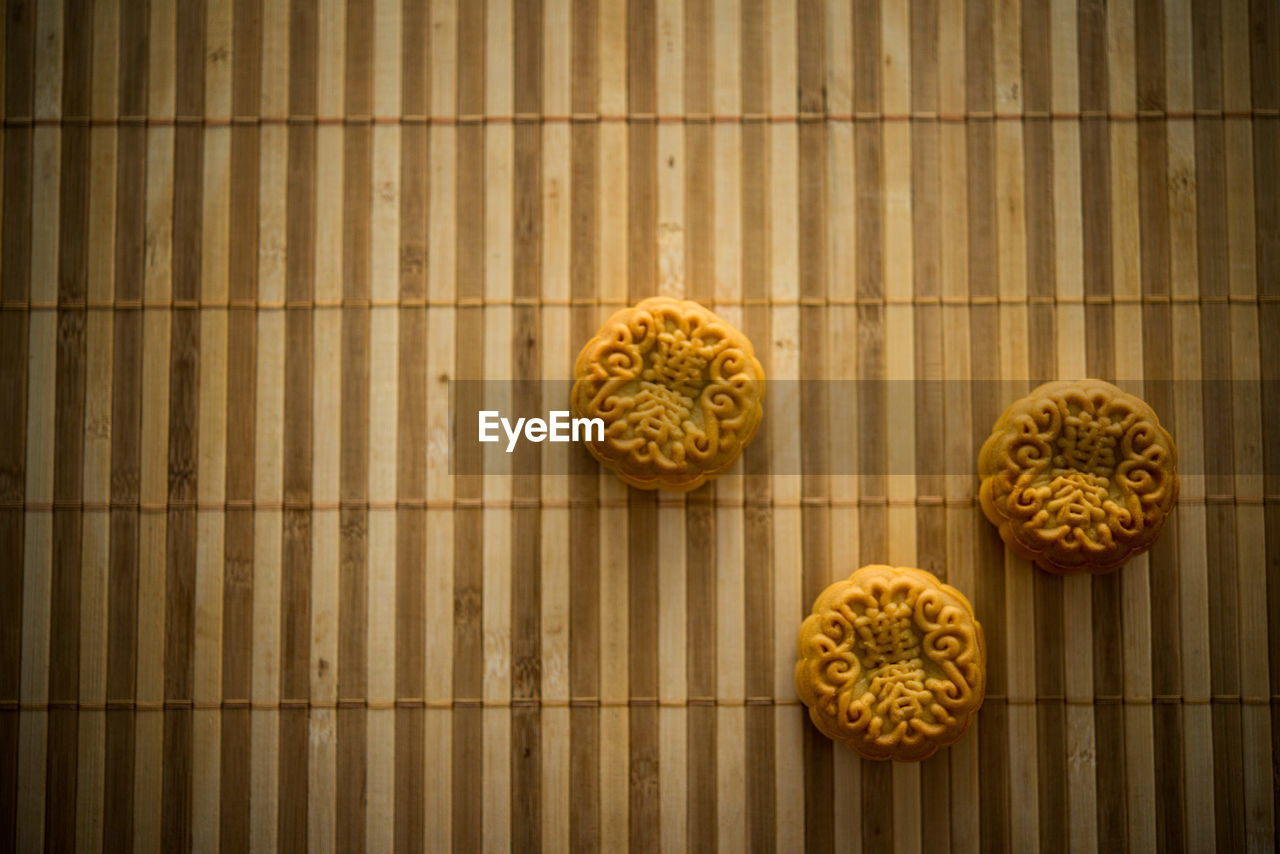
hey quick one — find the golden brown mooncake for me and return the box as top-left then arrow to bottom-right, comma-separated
570,297 -> 765,492
795,565 -> 986,762
978,379 -> 1179,575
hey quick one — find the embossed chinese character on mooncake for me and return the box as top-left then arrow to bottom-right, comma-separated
795,565 -> 986,762
570,297 -> 765,492
978,379 -> 1179,575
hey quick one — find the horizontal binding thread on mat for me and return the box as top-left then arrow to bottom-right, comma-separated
4,108 -> 1277,127
4,495 -> 1276,512
4,294 -> 1278,311
6,694 -> 1278,712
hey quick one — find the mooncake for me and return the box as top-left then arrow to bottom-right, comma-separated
570,297 -> 765,492
978,379 -> 1179,574
795,565 -> 986,762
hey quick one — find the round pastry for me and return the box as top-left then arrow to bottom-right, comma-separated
978,379 -> 1178,574
794,565 -> 986,762
570,297 -> 765,492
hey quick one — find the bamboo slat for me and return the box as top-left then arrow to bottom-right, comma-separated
132,2 -> 175,849
655,2 -> 688,851
597,4 -> 629,852
367,1 -> 402,848
248,2 -> 288,845
1221,2 -> 1273,847
74,5 -> 119,851
2,0 -> 1278,851
537,2 -> 570,850
883,2 -> 923,850
17,2 -> 63,848
760,0 -> 802,847
191,4 -> 232,851
47,0 -> 92,851
995,0 -> 1039,847
424,32 -> 457,854
308,3 -> 344,851
823,35 -> 858,854
0,0 -> 20,831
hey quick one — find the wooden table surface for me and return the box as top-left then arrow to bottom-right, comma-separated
1,0 -> 1277,850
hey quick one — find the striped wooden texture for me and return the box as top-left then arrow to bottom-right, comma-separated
1,0 -> 1277,851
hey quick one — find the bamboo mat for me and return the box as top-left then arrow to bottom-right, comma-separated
1,0 -> 1277,851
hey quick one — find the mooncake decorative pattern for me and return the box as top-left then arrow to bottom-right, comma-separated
571,297 -> 765,492
978,379 -> 1179,575
795,565 -> 986,762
